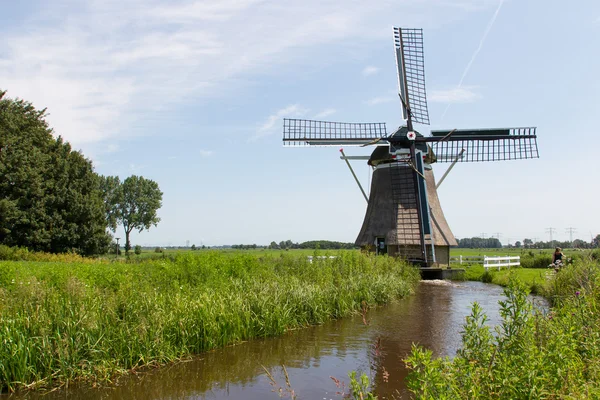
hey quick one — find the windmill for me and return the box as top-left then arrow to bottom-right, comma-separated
282,28 -> 538,267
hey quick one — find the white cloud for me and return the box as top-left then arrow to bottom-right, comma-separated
0,0 -> 496,148
129,163 -> 145,173
362,66 -> 379,76
107,144 -> 120,153
365,96 -> 395,106
199,149 -> 214,157
313,108 -> 336,119
254,104 -> 308,140
429,86 -> 482,103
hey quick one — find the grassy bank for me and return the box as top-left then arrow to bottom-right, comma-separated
0,251 -> 419,392
405,259 -> 600,398
460,265 -> 549,294
458,249 -> 600,294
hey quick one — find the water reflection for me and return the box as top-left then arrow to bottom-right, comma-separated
6,281 -> 536,400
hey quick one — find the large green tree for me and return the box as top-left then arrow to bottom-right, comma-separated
99,175 -> 122,231
100,175 -> 163,253
0,90 -> 111,254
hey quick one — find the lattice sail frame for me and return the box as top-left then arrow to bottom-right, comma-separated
394,27 -> 430,125
283,118 -> 387,146
428,127 -> 539,162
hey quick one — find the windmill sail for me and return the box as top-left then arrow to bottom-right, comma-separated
393,27 -> 430,125
283,118 -> 387,146
427,127 -> 538,162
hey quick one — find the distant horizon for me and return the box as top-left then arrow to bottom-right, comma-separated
134,235 -> 596,248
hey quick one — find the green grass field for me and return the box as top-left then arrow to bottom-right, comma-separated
461,264 -> 550,293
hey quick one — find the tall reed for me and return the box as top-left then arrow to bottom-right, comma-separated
0,251 -> 419,392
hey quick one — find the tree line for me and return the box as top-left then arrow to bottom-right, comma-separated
227,240 -> 357,250
456,237 -> 503,248
456,236 -> 600,249
0,90 -> 162,255
513,236 -> 600,249
268,240 -> 357,250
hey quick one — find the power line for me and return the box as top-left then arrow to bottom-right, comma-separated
565,227 -> 577,244
480,232 -> 487,239
545,227 -> 556,244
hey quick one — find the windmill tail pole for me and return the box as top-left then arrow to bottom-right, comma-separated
436,148 -> 465,189
339,148 -> 369,203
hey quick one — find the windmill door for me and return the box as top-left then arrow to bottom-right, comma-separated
376,237 -> 387,255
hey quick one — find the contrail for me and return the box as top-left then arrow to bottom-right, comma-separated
441,0 -> 505,120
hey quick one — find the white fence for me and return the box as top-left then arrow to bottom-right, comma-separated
483,256 -> 520,270
450,255 -> 520,270
450,255 -> 484,265
307,256 -> 337,264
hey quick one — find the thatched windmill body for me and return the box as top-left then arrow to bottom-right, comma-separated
283,28 -> 538,267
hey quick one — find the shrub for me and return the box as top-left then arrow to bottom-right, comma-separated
519,252 -> 552,268
480,269 -> 493,283
462,265 -> 485,281
0,245 -> 100,263
134,245 -> 142,255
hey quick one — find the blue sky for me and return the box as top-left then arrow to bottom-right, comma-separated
1,0 -> 599,246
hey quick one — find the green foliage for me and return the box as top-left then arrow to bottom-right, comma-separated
519,252 -> 553,269
134,245 -> 142,255
0,90 -> 111,255
461,266 -> 549,295
299,240 -> 357,249
0,245 -> 102,263
100,175 -> 163,253
406,262 -> 600,399
154,247 -> 163,253
262,240 -> 356,250
461,265 -> 485,281
480,269 -> 493,283
348,371 -> 377,400
98,175 -> 121,231
0,252 -> 419,391
456,237 -> 502,248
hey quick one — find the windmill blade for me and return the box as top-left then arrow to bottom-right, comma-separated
423,127 -> 538,162
283,118 -> 388,146
393,27 -> 430,125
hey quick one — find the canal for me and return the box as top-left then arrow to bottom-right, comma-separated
11,281 -> 544,399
